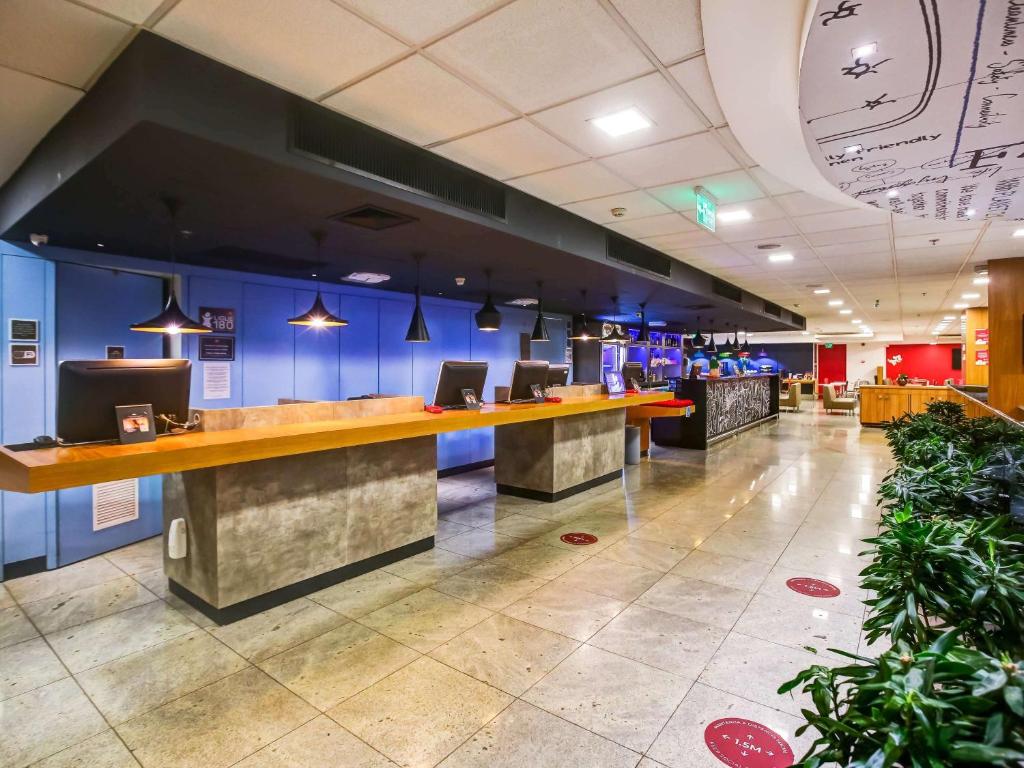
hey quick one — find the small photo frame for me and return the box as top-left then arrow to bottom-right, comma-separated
460,387 -> 481,410
115,404 -> 156,444
529,383 -> 545,403
10,343 -> 39,366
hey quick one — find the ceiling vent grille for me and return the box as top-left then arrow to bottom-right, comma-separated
606,235 -> 672,279
329,205 -> 416,230
790,311 -> 806,329
711,278 -> 742,303
290,101 -> 506,220
763,301 -> 783,318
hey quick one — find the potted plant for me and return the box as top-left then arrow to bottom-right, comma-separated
897,373 -> 910,386
708,357 -> 720,378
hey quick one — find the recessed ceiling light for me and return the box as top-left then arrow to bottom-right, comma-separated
965,208 -> 976,217
852,42 -> 877,58
886,189 -> 899,198
719,209 -> 753,224
1013,228 -> 1024,237
943,315 -> 955,320
973,276 -> 990,285
96,242 -> 105,247
844,144 -> 862,154
590,107 -> 652,137
813,288 -> 831,294
839,308 -> 852,315
851,319 -> 862,324
507,297 -> 539,307
342,272 -> 390,284
828,299 -> 844,306
768,252 -> 793,262
961,292 -> 981,299
649,320 -> 667,327
953,303 -> 969,309
801,331 -> 810,335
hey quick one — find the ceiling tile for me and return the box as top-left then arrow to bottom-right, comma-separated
77,0 -> 164,23
727,235 -> 808,257
707,218 -> 797,244
604,212 -> 697,238
894,229 -> 982,250
426,0 -> 652,112
642,228 -> 719,251
0,68 -> 82,184
609,0 -> 702,63
715,126 -> 755,167
0,0 -> 130,88
892,215 -> 986,237
601,132 -> 739,187
342,0 -> 504,43
805,225 -> 890,246
531,72 -> 705,156
748,166 -> 799,195
673,244 -> 751,268
156,0 -> 407,98
681,196 -> 784,224
815,240 -> 891,259
562,189 -> 670,223
775,191 -> 852,217
648,169 -> 764,211
667,55 -> 725,126
324,54 -> 513,145
794,208 -> 891,234
506,160 -> 633,204
432,118 -> 584,179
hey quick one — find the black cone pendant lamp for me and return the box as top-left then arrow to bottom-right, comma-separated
602,296 -> 630,344
691,316 -> 707,349
637,302 -> 650,344
405,255 -> 430,343
288,230 -> 348,328
741,328 -> 752,355
531,280 -> 550,342
720,324 -> 734,356
131,197 -> 211,335
706,322 -> 718,355
569,289 -> 594,341
475,269 -> 501,332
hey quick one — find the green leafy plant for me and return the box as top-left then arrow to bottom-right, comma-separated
877,452 -> 989,518
779,632 -> 1024,768
966,446 -> 1024,525
926,399 -> 970,430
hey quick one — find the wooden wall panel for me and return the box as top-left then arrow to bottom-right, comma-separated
989,258 -> 1024,419
964,307 -> 989,387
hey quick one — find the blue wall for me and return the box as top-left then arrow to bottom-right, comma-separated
0,241 -> 568,572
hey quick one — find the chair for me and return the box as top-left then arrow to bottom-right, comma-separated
780,386 -> 801,412
823,383 -> 857,415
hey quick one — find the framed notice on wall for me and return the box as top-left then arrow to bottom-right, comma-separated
198,335 -> 235,361
9,318 -> 38,341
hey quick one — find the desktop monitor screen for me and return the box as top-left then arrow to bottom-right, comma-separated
546,364 -> 569,387
508,360 -> 549,402
432,360 -> 488,408
605,371 -> 626,394
622,362 -> 644,388
57,359 -> 191,444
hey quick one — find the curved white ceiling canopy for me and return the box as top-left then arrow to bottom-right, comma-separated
800,0 -> 1024,222
701,0 -> 860,207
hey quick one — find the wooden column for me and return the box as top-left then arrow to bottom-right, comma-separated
989,258 -> 1024,418
964,307 -> 989,387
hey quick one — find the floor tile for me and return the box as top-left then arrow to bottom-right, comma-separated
757,565 -> 866,618
31,730 -> 139,768
433,561 -> 547,610
0,637 -> 67,701
22,575 -> 158,635
777,542 -> 868,583
5,558 -> 124,604
437,700 -> 638,767
523,644 -> 691,753
381,549 -> 478,585
502,581 -> 625,641
309,571 -> 421,619
0,677 -> 107,768
487,541 -> 589,579
48,601 -> 197,673
76,630 -> 248,724
669,550 -> 772,592
0,605 -> 39,650
209,598 -> 346,662
259,622 -> 418,710
625,519 -> 712,549
438,528 -> 524,559
595,537 -> 689,572
360,588 -> 491,652
696,530 -> 788,565
589,604 -> 727,678
430,614 -> 578,696
104,537 -> 163,576
553,557 -> 662,602
481,513 -> 559,539
234,715 -> 396,767
116,667 -> 317,768
636,574 -> 752,630
436,520 -> 475,542
0,584 -> 14,609
733,593 -> 862,658
328,657 -> 512,768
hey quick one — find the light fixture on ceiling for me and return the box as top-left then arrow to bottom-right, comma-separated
288,230 -> 349,329
768,252 -> 794,263
973,276 -> 990,285
570,289 -> 594,341
1013,228 -> 1024,238
851,318 -> 862,324
718,209 -> 752,224
720,324 -> 734,356
637,302 -> 650,344
886,189 -> 899,198
96,242 -> 105,248
942,315 -> 956,320
691,315 -> 707,349
844,144 -> 862,154
851,42 -> 878,58
131,196 -> 211,335
507,297 -> 538,307
962,292 -> 981,299
343,271 -> 390,284
590,107 -> 652,137
531,280 -> 550,342
965,208 -> 976,217
405,255 -> 430,343
839,308 -> 852,315
828,299 -> 844,306
953,302 -> 969,309
602,296 -> 630,344
813,288 -> 831,294
649,320 -> 667,328
706,322 -> 718,355
475,268 -> 501,332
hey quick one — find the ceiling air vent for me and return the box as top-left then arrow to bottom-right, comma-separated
684,303 -> 716,311
329,205 -> 416,231
606,234 -> 672,279
290,100 -> 506,220
790,311 -> 807,329
764,301 -> 783,318
711,278 -> 742,303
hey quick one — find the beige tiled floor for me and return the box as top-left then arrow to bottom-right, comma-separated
0,406 -> 890,767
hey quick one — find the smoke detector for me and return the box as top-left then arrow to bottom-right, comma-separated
610,207 -> 627,218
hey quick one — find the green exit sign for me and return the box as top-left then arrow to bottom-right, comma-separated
695,186 -> 716,232
825,343 -> 833,349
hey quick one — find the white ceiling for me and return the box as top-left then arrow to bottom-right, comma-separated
1,0 -> 1020,341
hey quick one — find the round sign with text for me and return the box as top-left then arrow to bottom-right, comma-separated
704,718 -> 794,768
786,577 -> 841,598
559,532 -> 598,545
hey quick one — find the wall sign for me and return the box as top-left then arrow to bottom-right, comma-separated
975,328 -> 989,346
198,306 -> 236,334
203,362 -> 231,399
975,348 -> 990,366
198,335 -> 235,361
106,345 -> 125,360
9,344 -> 39,366
9,318 -> 39,341
786,577 -> 841,598
703,718 -> 794,768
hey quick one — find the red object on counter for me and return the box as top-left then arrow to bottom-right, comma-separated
544,396 -> 562,403
624,389 -> 639,394
424,405 -> 444,414
651,399 -> 694,408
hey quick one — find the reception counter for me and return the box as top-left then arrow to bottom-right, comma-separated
651,375 -> 779,450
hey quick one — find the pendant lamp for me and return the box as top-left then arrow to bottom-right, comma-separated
531,280 -> 550,342
474,268 -> 501,331
720,325 -> 734,356
569,289 -> 594,341
288,230 -> 348,328
706,322 -> 718,355
637,302 -> 650,344
405,255 -> 431,342
602,296 -> 630,344
683,328 -> 695,352
691,316 -> 707,348
740,328 -> 752,356
131,197 -> 211,335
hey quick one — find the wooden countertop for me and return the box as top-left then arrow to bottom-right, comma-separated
860,384 -> 948,390
0,393 -> 673,494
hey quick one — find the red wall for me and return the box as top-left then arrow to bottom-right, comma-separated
817,344 -> 847,386
884,344 -> 961,385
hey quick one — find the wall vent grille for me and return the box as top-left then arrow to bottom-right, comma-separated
763,301 -> 783,318
606,235 -> 672,278
711,278 -> 742,303
93,479 -> 139,531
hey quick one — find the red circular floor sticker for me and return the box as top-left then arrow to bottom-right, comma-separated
786,577 -> 841,598
704,718 -> 794,768
560,532 -> 598,545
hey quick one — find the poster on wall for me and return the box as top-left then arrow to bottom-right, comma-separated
9,318 -> 39,341
9,344 -> 39,365
198,336 -> 235,361
106,345 -> 125,360
203,362 -> 231,399
975,329 -> 989,346
198,307 -> 236,334
975,349 -> 989,366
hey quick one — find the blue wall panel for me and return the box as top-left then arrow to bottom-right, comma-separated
336,293 -> 379,399
242,283 -> 295,405
377,298 -> 414,395
293,289 -> 341,402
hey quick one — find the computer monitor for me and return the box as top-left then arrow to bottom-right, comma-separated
622,362 -> 644,389
508,360 -> 549,402
57,359 -> 192,444
432,360 -> 488,409
546,364 -> 569,387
